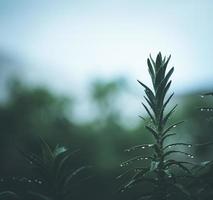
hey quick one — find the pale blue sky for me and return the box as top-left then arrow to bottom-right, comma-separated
0,0 -> 213,124
0,0 -> 212,96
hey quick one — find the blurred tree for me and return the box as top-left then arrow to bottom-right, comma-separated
0,79 -> 80,177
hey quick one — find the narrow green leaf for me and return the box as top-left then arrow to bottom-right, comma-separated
157,80 -> 172,107
125,144 -> 154,152
144,96 -> 155,113
137,80 -> 156,104
62,166 -> 92,188
116,169 -> 133,179
156,67 -> 174,98
149,54 -> 156,70
158,93 -> 174,125
121,177 -> 157,191
147,58 -> 155,84
162,104 -> 177,126
163,150 -> 194,159
163,143 -> 192,150
120,156 -> 153,167
155,66 -> 165,91
132,168 -> 150,180
39,137 -> 54,165
142,103 -> 155,124
163,93 -> 174,110
162,121 -> 184,136
55,149 -> 80,181
155,52 -> 162,71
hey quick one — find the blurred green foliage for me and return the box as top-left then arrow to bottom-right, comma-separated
0,72 -> 212,199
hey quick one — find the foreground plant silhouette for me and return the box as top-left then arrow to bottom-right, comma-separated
119,53 -> 195,200
0,138 -> 91,200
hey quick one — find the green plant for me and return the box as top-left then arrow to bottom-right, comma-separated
189,92 -> 213,200
0,138 -> 91,200
119,52 -> 195,200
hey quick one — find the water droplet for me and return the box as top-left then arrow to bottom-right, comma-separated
38,180 -> 42,184
28,179 -> 32,183
142,146 -> 145,149
200,95 -> 204,98
173,125 -> 177,128
201,108 -> 204,111
190,155 -> 194,158
145,157 -> 148,160
188,145 -> 192,148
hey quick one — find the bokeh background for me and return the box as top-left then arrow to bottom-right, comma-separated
0,0 -> 213,199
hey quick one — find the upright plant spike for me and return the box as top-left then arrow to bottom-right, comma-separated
120,52 -> 195,200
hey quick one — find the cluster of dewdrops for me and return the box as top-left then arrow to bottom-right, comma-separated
200,94 -> 213,112
120,156 -> 151,167
0,177 -> 43,184
200,108 -> 213,112
121,143 -> 194,167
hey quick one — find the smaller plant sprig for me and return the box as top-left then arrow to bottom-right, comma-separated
189,91 -> 213,199
200,92 -> 213,112
0,138 -> 92,200
119,53 -> 195,200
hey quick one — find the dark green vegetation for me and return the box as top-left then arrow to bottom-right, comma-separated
118,53 -> 213,200
119,53 -> 195,200
0,54 -> 212,200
